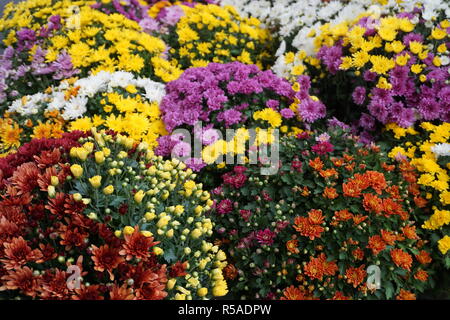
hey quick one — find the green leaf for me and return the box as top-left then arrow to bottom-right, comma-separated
384,282 -> 394,299
163,248 -> 177,263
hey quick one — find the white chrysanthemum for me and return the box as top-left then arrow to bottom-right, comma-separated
144,83 -> 166,103
62,96 -> 88,120
108,71 -> 135,88
5,71 -> 167,123
431,143 -> 450,158
8,93 -> 47,115
46,92 -> 66,112
76,72 -> 109,97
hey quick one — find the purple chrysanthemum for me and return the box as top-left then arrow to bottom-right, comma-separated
297,98 -> 326,123
352,86 -> 366,105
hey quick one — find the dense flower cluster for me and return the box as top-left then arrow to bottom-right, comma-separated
0,3 -> 181,107
166,4 -> 274,69
0,71 -> 167,156
230,0 -> 450,78
0,0 -> 449,300
222,0 -> 380,56
385,122 -> 450,259
155,62 -> 325,171
211,128 -> 433,299
93,0 -> 215,33
158,62 -> 294,133
295,8 -> 450,140
0,130 -> 228,299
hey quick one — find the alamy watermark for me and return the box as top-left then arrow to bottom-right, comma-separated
66,265 -> 82,290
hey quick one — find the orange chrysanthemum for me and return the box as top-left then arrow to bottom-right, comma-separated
109,284 -> 135,300
343,154 -> 354,162
319,168 -> 338,179
280,285 -> 318,300
342,181 -> 362,198
364,171 -> 386,194
222,263 -> 238,280
382,198 -> 403,216
11,162 -> 40,194
402,226 -> 419,240
304,253 -> 337,281
415,250 -> 432,265
286,239 -> 299,254
352,214 -> 368,225
345,265 -> 366,288
367,235 -> 386,256
119,226 -> 158,261
91,244 -> 124,280
381,229 -> 397,245
304,255 -> 326,280
1,237 -> 43,270
396,289 -> 416,300
363,193 -> 383,214
293,216 -> 324,240
330,291 -> 351,300
309,157 -> 324,171
334,209 -> 353,222
352,248 -> 364,261
331,157 -> 344,167
390,249 -> 413,271
382,162 -> 395,172
386,185 -> 401,200
352,173 -> 370,190
345,162 -> 356,172
0,266 -> 41,298
323,187 -> 338,199
413,196 -> 428,208
414,269 -> 429,282
308,209 -> 325,224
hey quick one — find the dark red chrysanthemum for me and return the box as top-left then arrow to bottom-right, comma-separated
119,227 -> 158,261
134,266 -> 168,300
169,261 -> 188,278
0,216 -> 20,243
1,236 -> 43,269
91,245 -> 124,280
40,269 -> 71,300
33,148 -> 62,169
45,193 -> 67,216
109,284 -> 135,300
72,284 -> 104,300
59,226 -> 89,251
0,266 -> 41,297
64,194 -> 87,216
11,162 -> 40,194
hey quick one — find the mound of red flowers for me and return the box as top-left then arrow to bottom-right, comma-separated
0,132 -> 168,300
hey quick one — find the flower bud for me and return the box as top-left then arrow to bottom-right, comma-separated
167,278 -> 176,290
89,175 -> 102,188
95,151 -> 105,164
197,288 -> 208,297
50,176 -> 59,186
191,229 -> 202,239
47,185 -> 56,198
73,193 -> 82,201
103,185 -> 114,195
134,190 -> 145,203
88,212 -> 97,220
123,226 -> 134,235
70,164 -> 83,178
141,230 -> 153,237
